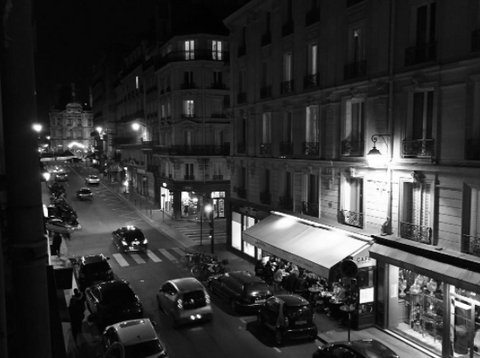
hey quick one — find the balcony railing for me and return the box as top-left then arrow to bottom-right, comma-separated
184,175 -> 195,180
237,92 -> 247,104
344,60 -> 366,80
260,191 -> 272,205
237,187 -> 247,199
152,144 -> 230,156
279,142 -> 293,156
304,73 -> 320,89
402,139 -> 435,158
340,209 -> 364,229
260,85 -> 272,99
405,42 -> 437,66
466,139 -> 480,160
155,50 -> 230,69
280,80 -> 294,94
260,143 -> 272,156
400,221 -> 432,244
462,234 -> 480,258
302,201 -> 319,218
278,196 -> 293,211
305,8 -> 320,26
472,29 -> 480,52
303,141 -> 319,156
282,20 -> 294,37
261,32 -> 271,47
181,82 -> 196,89
341,139 -> 364,157
237,142 -> 246,153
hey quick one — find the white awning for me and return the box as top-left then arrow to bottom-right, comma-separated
242,213 -> 372,279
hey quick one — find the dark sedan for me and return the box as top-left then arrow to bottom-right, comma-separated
112,226 -> 148,252
85,279 -> 143,330
76,187 -> 93,200
312,339 -> 399,358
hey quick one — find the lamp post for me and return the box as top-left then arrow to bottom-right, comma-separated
204,203 -> 214,254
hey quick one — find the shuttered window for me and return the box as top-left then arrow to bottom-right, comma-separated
405,182 -> 430,226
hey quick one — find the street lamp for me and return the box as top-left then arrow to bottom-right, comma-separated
204,203 -> 214,254
367,134 -> 391,167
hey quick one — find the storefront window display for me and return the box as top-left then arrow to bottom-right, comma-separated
231,211 -> 261,259
387,266 -> 443,355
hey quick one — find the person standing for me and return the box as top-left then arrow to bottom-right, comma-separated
51,232 -> 62,257
273,264 -> 285,293
68,288 -> 85,342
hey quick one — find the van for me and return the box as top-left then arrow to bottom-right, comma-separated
156,277 -> 212,327
208,270 -> 273,314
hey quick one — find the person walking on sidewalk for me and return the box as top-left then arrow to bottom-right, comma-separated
51,232 -> 62,257
68,288 -> 85,342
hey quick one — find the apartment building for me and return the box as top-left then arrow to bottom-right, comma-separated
224,0 -> 480,356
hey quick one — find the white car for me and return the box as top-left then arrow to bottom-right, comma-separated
103,318 -> 167,358
85,174 -> 100,185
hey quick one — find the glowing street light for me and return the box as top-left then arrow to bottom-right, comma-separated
131,122 -> 140,131
204,203 -> 214,254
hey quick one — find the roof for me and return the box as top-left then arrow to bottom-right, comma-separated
170,277 -> 205,292
110,319 -> 157,346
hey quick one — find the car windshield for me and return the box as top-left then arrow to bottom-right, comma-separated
83,261 -> 110,278
89,175 -> 98,179
102,285 -> 135,304
79,189 -> 91,194
124,230 -> 145,242
285,304 -> 312,320
124,340 -> 164,358
183,290 -> 206,310
245,283 -> 270,297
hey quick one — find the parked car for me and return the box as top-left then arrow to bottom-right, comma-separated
207,270 -> 273,314
54,172 -> 68,182
85,174 -> 100,185
64,157 -> 83,164
312,339 -> 400,358
103,318 -> 167,358
156,277 -> 212,328
76,187 -> 93,200
71,253 -> 114,292
112,225 -> 148,252
257,294 -> 318,345
85,279 -> 143,329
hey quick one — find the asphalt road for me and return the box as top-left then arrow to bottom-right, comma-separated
54,163 -> 321,358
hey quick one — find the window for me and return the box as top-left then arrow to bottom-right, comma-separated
212,40 -> 222,60
135,76 -> 139,90
184,40 -> 195,60
184,71 -> 194,86
213,70 -> 223,87
466,78 -> 480,160
214,130 -> 224,146
401,182 -> 432,244
463,186 -> 480,256
307,43 -> 318,75
283,52 -> 293,82
184,130 -> 193,146
284,0 -> 293,22
283,112 -> 293,143
342,177 -> 364,228
212,99 -> 223,116
183,100 -> 194,117
342,98 -> 364,156
262,113 -> 271,144
404,89 -> 435,157
308,174 -> 318,204
285,172 -> 292,198
415,2 -> 436,46
306,106 -> 319,143
345,24 -> 366,79
185,163 -> 194,177
238,70 -> 245,92
264,169 -> 270,193
161,104 -> 166,119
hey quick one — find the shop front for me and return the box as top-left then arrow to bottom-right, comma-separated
370,237 -> 480,358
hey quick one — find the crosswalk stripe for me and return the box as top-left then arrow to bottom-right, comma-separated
159,248 -> 177,261
146,250 -> 162,262
112,253 -> 129,267
172,247 -> 186,257
130,253 -> 146,264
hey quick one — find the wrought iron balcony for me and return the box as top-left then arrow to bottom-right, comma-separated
344,60 -> 366,80
237,142 -> 246,154
282,20 -> 294,37
184,175 -> 195,180
466,139 -> 480,160
260,143 -> 272,156
304,73 -> 320,89
341,139 -> 364,157
155,50 -> 230,69
305,8 -> 320,26
152,144 -> 230,156
405,42 -> 437,66
302,201 -> 319,218
237,92 -> 247,104
462,234 -> 480,258
260,85 -> 272,99
399,221 -> 432,244
260,191 -> 272,205
261,32 -> 271,47
237,187 -> 247,199
279,142 -> 293,156
302,141 -> 319,156
340,209 -> 364,229
402,139 -> 435,158
278,196 -> 293,211
472,29 -> 480,52
280,80 -> 294,94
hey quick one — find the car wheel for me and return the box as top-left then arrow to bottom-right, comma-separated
275,329 -> 284,346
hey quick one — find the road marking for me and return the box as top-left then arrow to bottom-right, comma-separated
112,253 -> 129,267
273,347 -> 282,353
159,248 -> 177,261
146,250 -> 162,262
130,253 -> 146,264
172,247 -> 186,257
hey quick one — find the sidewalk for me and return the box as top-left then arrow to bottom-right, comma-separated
48,173 -> 436,358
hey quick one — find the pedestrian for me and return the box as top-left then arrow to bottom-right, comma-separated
68,288 -> 85,341
273,264 -> 285,292
51,232 -> 62,257
284,270 -> 299,294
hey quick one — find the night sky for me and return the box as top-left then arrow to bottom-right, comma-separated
34,0 -> 157,124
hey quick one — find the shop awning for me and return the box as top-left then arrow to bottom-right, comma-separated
242,213 -> 372,279
369,243 -> 480,292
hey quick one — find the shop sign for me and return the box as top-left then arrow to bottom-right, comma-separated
354,256 -> 376,268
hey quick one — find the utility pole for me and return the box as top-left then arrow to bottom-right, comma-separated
0,0 -> 52,357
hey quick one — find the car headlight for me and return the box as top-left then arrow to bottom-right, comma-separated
121,240 -> 128,246
142,238 -> 148,244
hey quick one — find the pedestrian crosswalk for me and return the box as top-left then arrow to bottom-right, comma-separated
110,247 -> 187,268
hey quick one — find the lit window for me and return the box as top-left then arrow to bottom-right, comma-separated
185,40 -> 195,60
212,40 -> 222,60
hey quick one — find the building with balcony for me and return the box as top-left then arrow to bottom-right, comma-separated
225,1 -> 480,356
